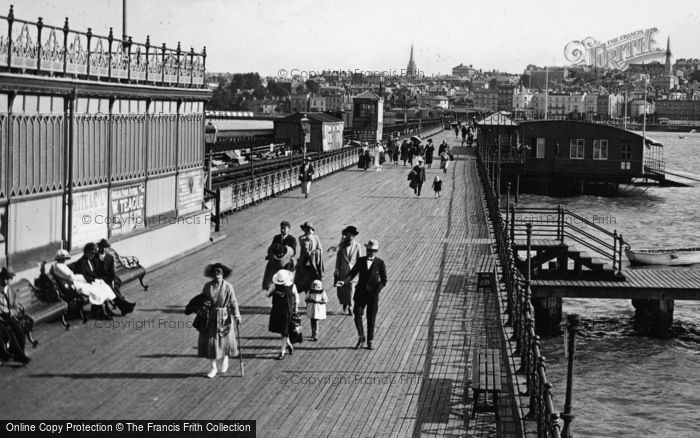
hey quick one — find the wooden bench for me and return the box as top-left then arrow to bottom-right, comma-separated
108,248 -> 149,291
471,348 -> 502,421
11,278 -> 70,346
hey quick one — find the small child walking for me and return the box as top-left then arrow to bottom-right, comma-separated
432,176 -> 443,198
306,280 -> 328,341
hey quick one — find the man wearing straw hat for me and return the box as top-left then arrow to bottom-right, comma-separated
336,239 -> 387,350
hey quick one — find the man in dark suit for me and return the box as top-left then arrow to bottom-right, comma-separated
337,239 -> 387,350
94,239 -> 136,315
266,221 -> 297,260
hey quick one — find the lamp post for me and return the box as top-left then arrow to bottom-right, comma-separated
300,114 -> 310,161
204,121 -> 218,191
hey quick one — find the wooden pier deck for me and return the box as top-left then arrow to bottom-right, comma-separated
531,268 -> 700,299
0,132 -> 521,437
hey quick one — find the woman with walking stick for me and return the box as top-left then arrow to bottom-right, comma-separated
187,263 -> 241,378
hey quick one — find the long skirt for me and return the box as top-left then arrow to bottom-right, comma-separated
336,284 -> 353,307
75,278 -> 116,305
301,181 -> 311,194
269,294 -> 292,336
440,158 -> 450,170
198,308 -> 238,359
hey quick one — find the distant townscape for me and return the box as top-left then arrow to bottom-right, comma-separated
207,40 -> 700,126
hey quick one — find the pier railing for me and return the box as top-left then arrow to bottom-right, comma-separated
476,151 -> 563,437
0,6 -> 206,88
207,145 -> 364,218
508,206 -> 626,275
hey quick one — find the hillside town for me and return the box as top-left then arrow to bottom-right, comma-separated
206,40 -> 700,127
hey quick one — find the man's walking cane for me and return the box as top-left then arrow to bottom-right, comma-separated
236,320 -> 244,377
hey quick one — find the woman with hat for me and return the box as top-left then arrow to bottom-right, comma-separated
305,280 -> 328,341
51,249 -> 117,320
198,262 -> 241,378
262,243 -> 296,292
296,221 -> 324,296
268,269 -> 298,359
334,225 -> 361,315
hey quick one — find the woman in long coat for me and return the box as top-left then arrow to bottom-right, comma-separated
296,221 -> 324,295
425,140 -> 435,168
268,269 -> 298,359
334,226 -> 361,315
198,263 -> 241,378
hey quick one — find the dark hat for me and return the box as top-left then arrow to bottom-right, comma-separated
342,225 -> 359,236
0,266 -> 16,280
97,238 -> 111,248
83,242 -> 98,253
204,262 -> 232,279
300,221 -> 315,231
280,220 -> 291,228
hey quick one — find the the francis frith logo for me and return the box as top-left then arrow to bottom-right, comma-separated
564,28 -> 665,70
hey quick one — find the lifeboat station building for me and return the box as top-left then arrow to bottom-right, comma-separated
0,7 -> 211,277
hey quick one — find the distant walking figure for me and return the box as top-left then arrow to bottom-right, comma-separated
410,158 -> 427,196
432,176 -> 443,198
336,239 -> 387,351
424,139 -> 435,168
299,158 -> 314,198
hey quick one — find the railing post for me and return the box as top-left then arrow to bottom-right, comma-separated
189,47 -> 194,87
510,204 -> 516,243
526,222 -> 532,280
36,17 -> 43,72
62,18 -> 69,75
161,43 -> 166,84
145,35 -> 150,82
560,314 -> 579,438
613,230 -> 619,273
618,233 -> 624,275
6,5 -> 13,69
107,27 -> 113,80
126,36 -> 132,81
86,28 -> 92,77
202,46 -> 207,87
175,41 -> 181,85
214,188 -> 221,233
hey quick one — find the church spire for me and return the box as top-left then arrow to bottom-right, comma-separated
665,36 -> 672,74
406,44 -> 417,79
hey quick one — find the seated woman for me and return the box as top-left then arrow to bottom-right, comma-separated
51,249 -> 116,319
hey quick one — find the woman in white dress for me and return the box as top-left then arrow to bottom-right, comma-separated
51,249 -> 116,319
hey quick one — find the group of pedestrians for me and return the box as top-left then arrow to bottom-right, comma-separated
407,137 -> 453,197
260,221 -> 388,359
452,121 -> 476,147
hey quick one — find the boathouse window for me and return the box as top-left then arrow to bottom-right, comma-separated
536,138 -> 545,158
593,139 -> 608,160
620,144 -> 632,160
569,139 -> 585,159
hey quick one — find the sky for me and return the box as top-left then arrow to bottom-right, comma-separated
2,0 -> 699,77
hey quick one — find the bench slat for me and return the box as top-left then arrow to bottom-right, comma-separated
11,279 -> 68,326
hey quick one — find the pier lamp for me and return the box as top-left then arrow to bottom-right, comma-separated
300,114 -> 310,160
204,121 -> 218,190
